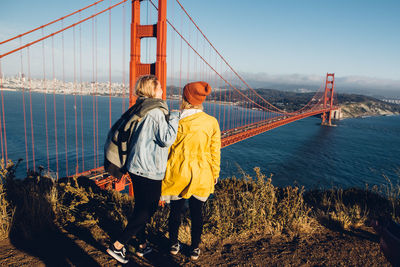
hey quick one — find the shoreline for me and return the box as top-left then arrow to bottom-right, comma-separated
3,87 -> 399,118
340,101 -> 400,119
339,113 -> 400,120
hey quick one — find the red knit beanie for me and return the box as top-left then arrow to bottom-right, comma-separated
183,81 -> 212,105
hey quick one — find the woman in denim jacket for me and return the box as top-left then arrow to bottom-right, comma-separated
107,75 -> 179,264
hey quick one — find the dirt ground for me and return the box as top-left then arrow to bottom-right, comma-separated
0,225 -> 390,267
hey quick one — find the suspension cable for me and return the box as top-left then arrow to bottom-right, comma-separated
0,0 -> 106,45
0,0 -> 128,59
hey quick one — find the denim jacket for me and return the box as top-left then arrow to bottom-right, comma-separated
126,107 -> 180,180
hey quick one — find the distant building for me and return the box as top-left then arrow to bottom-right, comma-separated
382,99 -> 400,105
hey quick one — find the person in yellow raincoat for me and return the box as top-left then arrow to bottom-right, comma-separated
161,81 -> 221,260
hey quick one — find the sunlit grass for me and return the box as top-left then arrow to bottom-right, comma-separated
0,163 -> 399,245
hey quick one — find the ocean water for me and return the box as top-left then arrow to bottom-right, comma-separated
222,114 -> 400,188
2,91 -> 399,188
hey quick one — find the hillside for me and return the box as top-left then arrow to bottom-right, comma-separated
0,165 -> 398,266
340,101 -> 400,118
209,87 -> 400,118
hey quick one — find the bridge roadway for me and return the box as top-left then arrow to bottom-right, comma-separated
75,107 -> 335,194
221,107 -> 333,147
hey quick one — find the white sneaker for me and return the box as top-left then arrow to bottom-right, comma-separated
136,242 -> 153,257
106,245 -> 129,264
170,242 -> 181,255
190,247 -> 200,260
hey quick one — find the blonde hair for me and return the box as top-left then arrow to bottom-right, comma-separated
180,96 -> 203,110
135,75 -> 159,98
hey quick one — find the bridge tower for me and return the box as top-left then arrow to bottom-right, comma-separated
129,0 -> 167,107
321,73 -> 335,125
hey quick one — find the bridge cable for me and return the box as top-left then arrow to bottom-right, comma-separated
0,60 -> 4,161
0,0 -> 106,46
0,0 -> 128,59
109,0 -> 112,129
73,27 -> 79,174
20,38 -> 29,171
27,47 -> 36,171
61,20 -> 68,176
1,61 -> 7,163
92,17 -> 96,170
172,0 -> 286,114
79,14 -> 85,172
95,12 -> 99,169
148,0 -> 283,115
51,36 -> 59,177
41,29 -> 50,171
165,17 -> 283,114
122,2 -> 127,112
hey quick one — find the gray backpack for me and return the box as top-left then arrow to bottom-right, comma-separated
104,97 -> 168,179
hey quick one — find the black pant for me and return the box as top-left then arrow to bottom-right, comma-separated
169,196 -> 204,248
117,174 -> 161,245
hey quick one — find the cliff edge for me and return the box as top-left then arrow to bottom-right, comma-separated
340,101 -> 400,119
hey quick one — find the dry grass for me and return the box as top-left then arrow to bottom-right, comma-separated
0,161 -> 14,240
0,184 -> 11,240
305,172 -> 400,231
4,170 -> 59,241
0,164 -> 399,248
204,167 -> 312,238
313,188 -> 369,230
381,173 -> 400,222
57,176 -> 135,241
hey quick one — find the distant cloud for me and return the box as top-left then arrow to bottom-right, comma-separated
337,76 -> 400,91
243,72 -> 323,86
240,72 -> 400,98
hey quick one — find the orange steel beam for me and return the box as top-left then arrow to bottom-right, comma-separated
322,73 -> 335,125
129,0 -> 140,107
74,166 -> 133,194
221,108 -> 334,148
328,74 -> 335,125
129,0 -> 167,107
156,0 -> 167,100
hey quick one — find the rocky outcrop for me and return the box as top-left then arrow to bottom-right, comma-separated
340,101 -> 400,119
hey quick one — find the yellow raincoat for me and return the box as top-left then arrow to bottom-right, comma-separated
161,111 -> 221,199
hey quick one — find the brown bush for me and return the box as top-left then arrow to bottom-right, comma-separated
204,167 -> 312,238
1,163 -> 399,247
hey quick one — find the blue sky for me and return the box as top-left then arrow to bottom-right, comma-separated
1,0 -> 399,96
184,0 -> 400,78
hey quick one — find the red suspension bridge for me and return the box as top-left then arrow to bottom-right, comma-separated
0,0 -> 339,195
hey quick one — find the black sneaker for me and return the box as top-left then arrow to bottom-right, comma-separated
136,242 -> 153,257
106,244 -> 129,264
170,242 -> 181,255
190,247 -> 200,260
